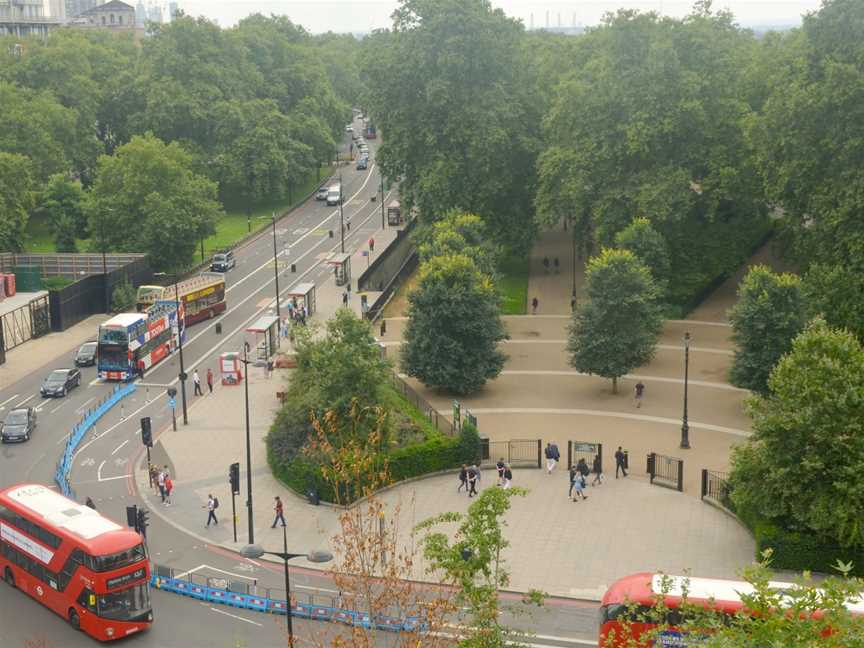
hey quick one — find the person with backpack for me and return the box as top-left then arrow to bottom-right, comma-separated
634,381 -> 646,408
576,457 -> 591,484
568,464 -> 579,499
592,454 -> 603,486
467,466 -> 478,498
545,443 -> 560,474
164,475 -> 173,506
496,458 -> 506,485
502,464 -> 513,489
458,465 -> 469,493
204,494 -> 219,527
571,469 -> 588,502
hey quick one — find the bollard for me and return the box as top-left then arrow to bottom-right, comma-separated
329,230 -> 334,238
291,263 -> 296,273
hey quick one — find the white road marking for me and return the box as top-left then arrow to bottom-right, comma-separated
111,439 -> 129,455
174,565 -> 205,579
80,457 -> 95,467
208,607 -> 262,626
97,460 -> 106,481
88,377 -> 102,387
15,395 -> 36,407
49,400 -> 69,415
56,432 -> 70,445
96,475 -> 127,482
75,397 -> 95,414
0,394 -> 19,409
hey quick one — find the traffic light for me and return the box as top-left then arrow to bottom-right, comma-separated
136,508 -> 149,539
229,462 -> 240,495
140,417 -> 152,447
126,505 -> 138,529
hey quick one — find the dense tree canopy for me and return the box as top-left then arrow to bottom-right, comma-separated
730,318 -> 864,550
0,153 -> 35,252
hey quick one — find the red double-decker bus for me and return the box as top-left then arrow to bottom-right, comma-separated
0,484 -> 152,641
599,572 -> 864,647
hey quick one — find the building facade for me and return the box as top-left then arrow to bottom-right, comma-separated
66,0 -> 99,18
75,0 -> 134,28
0,0 -> 61,37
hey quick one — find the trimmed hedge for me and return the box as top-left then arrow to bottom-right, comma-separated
268,421 -> 482,505
738,507 -> 864,577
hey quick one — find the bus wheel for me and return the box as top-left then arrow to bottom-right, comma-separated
4,567 -> 14,587
68,609 -> 81,630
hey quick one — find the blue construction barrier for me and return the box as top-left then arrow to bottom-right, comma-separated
150,572 -> 428,632
54,384 -> 137,498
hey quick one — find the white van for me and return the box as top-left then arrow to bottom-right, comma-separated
326,184 -> 342,206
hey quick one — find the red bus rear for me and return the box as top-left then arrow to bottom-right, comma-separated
600,572 -> 864,646
0,484 -> 152,641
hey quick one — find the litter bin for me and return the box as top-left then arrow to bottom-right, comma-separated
215,322 -> 222,334
307,489 -> 320,506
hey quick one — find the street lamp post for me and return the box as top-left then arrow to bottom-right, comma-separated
172,281 -> 189,426
681,331 -> 691,449
240,342 -> 254,543
339,172 -> 345,253
240,544 -> 333,647
271,213 -> 281,323
380,174 -> 385,229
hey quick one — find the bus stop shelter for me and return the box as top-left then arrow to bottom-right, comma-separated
327,253 -> 352,287
246,315 -> 279,365
287,283 -> 316,317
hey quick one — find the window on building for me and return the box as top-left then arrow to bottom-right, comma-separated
101,15 -> 105,24
110,13 -> 115,24
119,15 -> 123,24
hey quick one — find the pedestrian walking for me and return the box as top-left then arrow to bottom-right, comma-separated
85,497 -> 96,510
592,453 -> 603,486
271,496 -> 286,528
502,465 -> 513,489
458,465 -> 468,493
193,370 -> 203,396
267,357 -> 274,379
543,257 -> 550,274
472,463 -> 482,489
342,291 -> 348,307
206,368 -> 214,393
467,466 -> 478,498
576,457 -> 590,486
571,472 -> 588,501
615,446 -> 628,478
204,494 -> 219,527
531,297 -> 539,315
496,458 -> 506,486
571,296 -> 577,312
157,469 -> 167,503
137,360 -> 145,381
164,475 -> 173,505
634,381 -> 645,408
369,237 -> 375,253
553,257 -> 560,274
544,442 -> 560,474
149,465 -> 160,491
568,464 -> 579,498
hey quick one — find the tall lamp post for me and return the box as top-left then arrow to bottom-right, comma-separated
240,342 -> 254,543
240,543 -> 333,647
271,213 -> 281,323
380,174 -> 385,229
680,331 -> 691,449
339,172 -> 345,253
153,272 -> 188,425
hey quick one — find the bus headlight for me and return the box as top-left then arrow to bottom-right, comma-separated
106,628 -> 115,637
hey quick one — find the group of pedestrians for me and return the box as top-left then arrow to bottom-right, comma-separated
192,368 -> 214,397
542,257 -> 560,274
458,464 -> 482,497
286,298 -> 308,327
150,465 -> 174,505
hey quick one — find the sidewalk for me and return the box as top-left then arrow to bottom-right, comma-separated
526,224 -> 581,315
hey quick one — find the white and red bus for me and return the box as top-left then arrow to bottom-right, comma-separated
0,484 -> 152,641
136,272 -> 226,326
97,300 -> 184,381
599,572 -> 864,647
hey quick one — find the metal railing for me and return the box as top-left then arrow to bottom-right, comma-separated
647,452 -> 684,492
480,438 -> 542,469
389,372 -> 454,437
701,469 -> 731,508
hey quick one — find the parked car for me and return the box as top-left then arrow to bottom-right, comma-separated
1,408 -> 36,443
356,158 -> 368,170
316,187 -> 330,201
210,250 -> 236,272
40,368 -> 81,398
75,341 -> 98,367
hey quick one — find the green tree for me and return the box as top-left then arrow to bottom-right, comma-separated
614,217 -> 670,291
85,134 -> 221,271
730,318 -> 864,549
417,487 -> 542,647
568,248 -> 663,393
362,0 -> 539,251
803,263 -> 864,343
111,280 -> 137,313
728,265 -> 806,393
401,255 -> 507,395
0,152 -> 35,252
36,174 -> 87,253
415,210 -> 499,276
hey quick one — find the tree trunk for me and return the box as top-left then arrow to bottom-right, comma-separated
612,376 -> 618,394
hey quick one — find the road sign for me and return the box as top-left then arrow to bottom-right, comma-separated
168,398 -> 176,409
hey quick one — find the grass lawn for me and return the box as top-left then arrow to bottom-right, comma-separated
498,253 -> 529,314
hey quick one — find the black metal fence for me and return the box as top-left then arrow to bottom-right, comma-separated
357,218 -> 417,293
480,438 -> 542,469
647,452 -> 684,492
567,441 -> 602,473
701,469 -> 731,508
388,373 -> 453,437
0,294 -> 50,352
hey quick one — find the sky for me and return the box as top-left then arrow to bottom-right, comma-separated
175,1 -> 824,33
